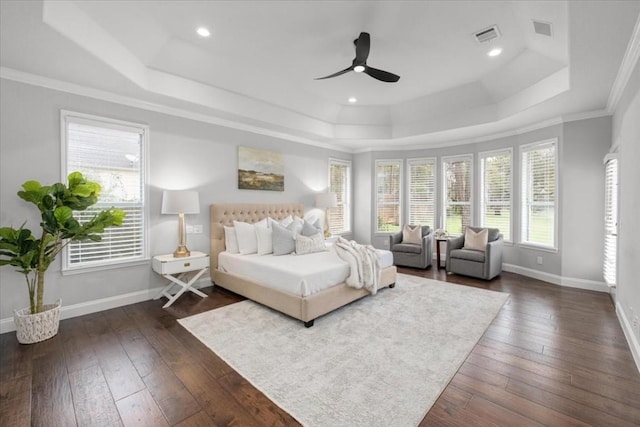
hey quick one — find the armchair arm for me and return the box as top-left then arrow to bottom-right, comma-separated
485,235 -> 504,279
389,232 -> 403,250
445,235 -> 464,271
422,231 -> 433,263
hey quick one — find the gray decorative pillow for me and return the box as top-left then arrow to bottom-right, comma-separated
272,222 -> 295,255
295,232 -> 327,255
301,219 -> 323,237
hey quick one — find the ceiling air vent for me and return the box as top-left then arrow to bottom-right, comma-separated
474,25 -> 501,44
533,20 -> 553,37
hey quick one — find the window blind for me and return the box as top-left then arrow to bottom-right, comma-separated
521,140 -> 556,248
480,150 -> 512,241
408,158 -> 435,227
603,156 -> 618,286
442,155 -> 472,236
329,159 -> 351,234
376,160 -> 402,233
64,117 -> 147,269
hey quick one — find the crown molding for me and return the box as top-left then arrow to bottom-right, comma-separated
607,13 -> 640,113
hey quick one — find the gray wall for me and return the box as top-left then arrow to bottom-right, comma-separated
358,118 -> 611,283
0,78 -> 350,320
612,59 -> 640,343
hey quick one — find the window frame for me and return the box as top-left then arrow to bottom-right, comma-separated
603,153 -> 618,286
406,157 -> 436,228
441,154 -> 474,236
479,148 -> 513,243
519,138 -> 558,251
60,110 -> 150,274
328,158 -> 352,235
375,159 -> 403,234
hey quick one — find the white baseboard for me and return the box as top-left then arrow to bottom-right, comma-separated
502,263 -> 608,293
616,302 -> 640,373
0,277 -> 211,335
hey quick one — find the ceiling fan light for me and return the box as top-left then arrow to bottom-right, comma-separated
488,48 -> 502,57
354,65 -> 365,73
348,97 -> 357,103
196,27 -> 210,37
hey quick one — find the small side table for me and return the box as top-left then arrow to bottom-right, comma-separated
152,251 -> 210,308
435,239 -> 448,270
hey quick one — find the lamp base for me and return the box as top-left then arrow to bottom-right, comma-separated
324,230 -> 332,239
173,245 -> 191,258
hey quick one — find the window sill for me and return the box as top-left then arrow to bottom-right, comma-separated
517,243 -> 558,253
62,258 -> 151,276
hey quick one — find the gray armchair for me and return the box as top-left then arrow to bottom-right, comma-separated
389,226 -> 433,269
445,226 -> 503,280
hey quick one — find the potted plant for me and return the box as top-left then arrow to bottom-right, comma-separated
0,172 -> 124,344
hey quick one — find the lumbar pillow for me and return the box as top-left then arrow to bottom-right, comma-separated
233,218 -> 267,255
295,232 -> 327,255
402,224 -> 422,245
223,225 -> 239,254
255,223 -> 273,255
463,227 -> 489,252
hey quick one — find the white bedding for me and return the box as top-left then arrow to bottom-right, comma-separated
218,246 -> 393,297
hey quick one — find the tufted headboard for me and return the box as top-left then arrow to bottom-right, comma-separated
210,203 -> 305,271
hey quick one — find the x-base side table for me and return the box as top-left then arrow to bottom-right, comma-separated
152,251 -> 210,308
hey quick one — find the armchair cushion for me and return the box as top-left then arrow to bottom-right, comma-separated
393,243 -> 423,254
450,249 -> 485,263
402,224 -> 422,245
463,228 -> 488,251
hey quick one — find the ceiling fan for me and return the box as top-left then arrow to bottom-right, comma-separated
315,32 -> 400,83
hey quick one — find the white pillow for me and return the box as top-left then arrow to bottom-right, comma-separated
402,224 -> 422,245
463,227 -> 489,252
233,218 -> 268,255
295,232 -> 327,255
223,225 -> 239,254
255,223 -> 273,255
268,215 -> 293,228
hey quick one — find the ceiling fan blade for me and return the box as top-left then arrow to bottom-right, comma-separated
315,66 -> 354,80
364,66 -> 400,83
354,32 -> 370,64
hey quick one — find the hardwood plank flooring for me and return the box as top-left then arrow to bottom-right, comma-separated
1,269 -> 639,426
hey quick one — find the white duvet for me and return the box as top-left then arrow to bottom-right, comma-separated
218,246 -> 393,297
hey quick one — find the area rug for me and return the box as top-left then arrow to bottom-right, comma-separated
178,273 -> 509,427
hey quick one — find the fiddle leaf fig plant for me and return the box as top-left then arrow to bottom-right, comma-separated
0,172 -> 125,314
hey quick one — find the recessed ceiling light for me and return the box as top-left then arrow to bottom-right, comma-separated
196,27 -> 210,37
353,65 -> 365,73
488,48 -> 502,57
348,97 -> 357,103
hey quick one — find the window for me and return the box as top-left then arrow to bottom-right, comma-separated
442,155 -> 473,236
603,154 -> 618,286
328,158 -> 351,234
62,111 -> 148,271
520,139 -> 556,248
408,158 -> 436,227
376,160 -> 402,233
480,149 -> 512,241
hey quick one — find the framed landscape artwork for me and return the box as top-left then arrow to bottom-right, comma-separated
238,146 -> 285,191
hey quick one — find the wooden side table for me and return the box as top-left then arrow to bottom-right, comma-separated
435,239 -> 448,270
152,251 -> 210,308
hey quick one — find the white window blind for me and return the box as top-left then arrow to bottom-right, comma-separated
480,149 -> 512,241
376,160 -> 402,233
521,140 -> 556,248
408,158 -> 436,227
328,159 -> 351,234
603,155 -> 618,286
442,155 -> 473,236
63,112 -> 148,270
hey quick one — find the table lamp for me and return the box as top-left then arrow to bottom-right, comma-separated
315,192 -> 338,238
161,190 -> 200,257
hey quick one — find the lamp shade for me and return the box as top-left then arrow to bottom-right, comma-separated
161,190 -> 200,214
315,192 -> 338,209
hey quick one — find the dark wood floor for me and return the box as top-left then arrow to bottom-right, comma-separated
1,268 -> 639,426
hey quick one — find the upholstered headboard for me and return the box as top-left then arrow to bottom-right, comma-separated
209,203 -> 305,272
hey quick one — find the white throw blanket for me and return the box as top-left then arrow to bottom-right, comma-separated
333,237 -> 381,294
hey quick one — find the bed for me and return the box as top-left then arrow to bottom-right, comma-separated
210,203 -> 397,327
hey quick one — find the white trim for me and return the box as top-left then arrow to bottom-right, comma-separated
607,14 -> 640,113
406,157 -> 437,229
441,154 -> 474,235
374,159 -> 403,235
478,147 -> 513,242
328,158 -> 352,235
0,277 -> 211,334
502,263 -> 608,293
616,302 -> 640,373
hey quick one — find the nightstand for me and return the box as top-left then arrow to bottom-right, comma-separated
152,251 -> 210,308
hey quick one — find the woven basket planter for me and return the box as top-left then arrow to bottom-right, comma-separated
14,299 -> 61,344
